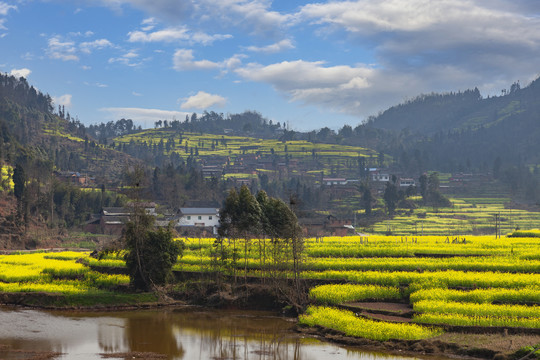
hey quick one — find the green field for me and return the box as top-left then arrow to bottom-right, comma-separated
369,197 -> 540,236
113,129 -> 380,179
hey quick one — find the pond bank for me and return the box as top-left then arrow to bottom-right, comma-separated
1,286 -> 539,360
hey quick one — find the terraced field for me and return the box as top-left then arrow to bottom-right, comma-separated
370,197 -> 540,236
3,234 -> 540,344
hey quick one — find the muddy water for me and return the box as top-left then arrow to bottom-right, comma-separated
0,307 -> 422,360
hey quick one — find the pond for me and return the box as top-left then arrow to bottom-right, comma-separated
0,307 -> 424,360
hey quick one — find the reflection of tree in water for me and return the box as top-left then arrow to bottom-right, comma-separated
97,317 -> 127,354
125,312 -> 184,359
97,309 -> 313,359
170,309 -> 306,360
98,312 -> 184,359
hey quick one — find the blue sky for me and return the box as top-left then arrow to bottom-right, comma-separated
1,0 -> 540,131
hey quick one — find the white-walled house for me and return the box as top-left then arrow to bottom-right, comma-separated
177,207 -> 220,234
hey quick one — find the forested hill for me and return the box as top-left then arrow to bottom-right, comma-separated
368,78 -> 538,135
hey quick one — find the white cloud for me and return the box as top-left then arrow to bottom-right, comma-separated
79,38 -> 113,54
297,0 -> 540,74
128,26 -> 232,45
249,0 -> 540,118
128,27 -> 190,42
97,0 -> 290,36
191,32 -> 232,46
10,68 -> 31,79
0,2 -> 16,16
180,91 -> 226,109
52,94 -> 73,108
100,107 -> 191,128
172,49 -> 221,71
47,36 -> 79,61
199,0 -> 293,36
245,39 -> 295,53
235,60 -> 380,115
108,50 -> 142,67
132,91 -> 142,96
0,2 -> 16,32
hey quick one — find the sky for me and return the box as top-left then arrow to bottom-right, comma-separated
1,0 -> 540,131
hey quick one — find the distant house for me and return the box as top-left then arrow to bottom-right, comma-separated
100,207 -> 131,235
93,203 -> 157,235
399,178 -> 416,187
201,165 -> 223,178
371,172 -> 390,182
299,215 -> 355,237
177,207 -> 220,235
323,178 -> 347,186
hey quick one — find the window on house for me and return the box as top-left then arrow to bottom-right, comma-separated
187,216 -> 191,220
209,216 -> 213,220
198,216 -> 202,220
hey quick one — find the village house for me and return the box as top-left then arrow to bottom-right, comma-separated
370,169 -> 390,182
299,215 -> 355,237
85,203 -> 157,235
399,178 -> 416,188
177,207 -> 220,235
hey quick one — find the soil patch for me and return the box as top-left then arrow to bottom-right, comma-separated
0,344 -> 61,359
344,302 -> 413,314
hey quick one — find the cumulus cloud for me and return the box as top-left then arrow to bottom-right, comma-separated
128,27 -> 190,42
79,38 -> 113,53
52,94 -> 73,108
235,60 -> 378,114
173,49 -> 221,71
180,91 -> 226,109
100,107 -> 191,128
245,39 -> 295,53
108,50 -> 143,67
128,25 -> 231,45
199,0 -> 293,36
97,0 -> 290,36
47,36 -> 79,61
10,68 -> 31,78
183,0 -> 536,120
0,2 -> 16,16
297,0 -> 540,91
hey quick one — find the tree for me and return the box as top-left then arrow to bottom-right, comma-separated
419,174 -> 428,200
13,163 -> 27,225
383,178 -> 399,216
13,163 -> 25,202
257,190 -> 304,309
362,185 -> 373,216
124,206 -> 184,291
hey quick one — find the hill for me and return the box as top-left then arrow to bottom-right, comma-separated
368,79 -> 535,136
0,74 -> 140,248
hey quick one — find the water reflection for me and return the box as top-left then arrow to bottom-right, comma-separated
0,307 -> 422,360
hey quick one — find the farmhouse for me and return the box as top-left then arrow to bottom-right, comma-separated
399,178 -> 416,187
177,207 -> 220,235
